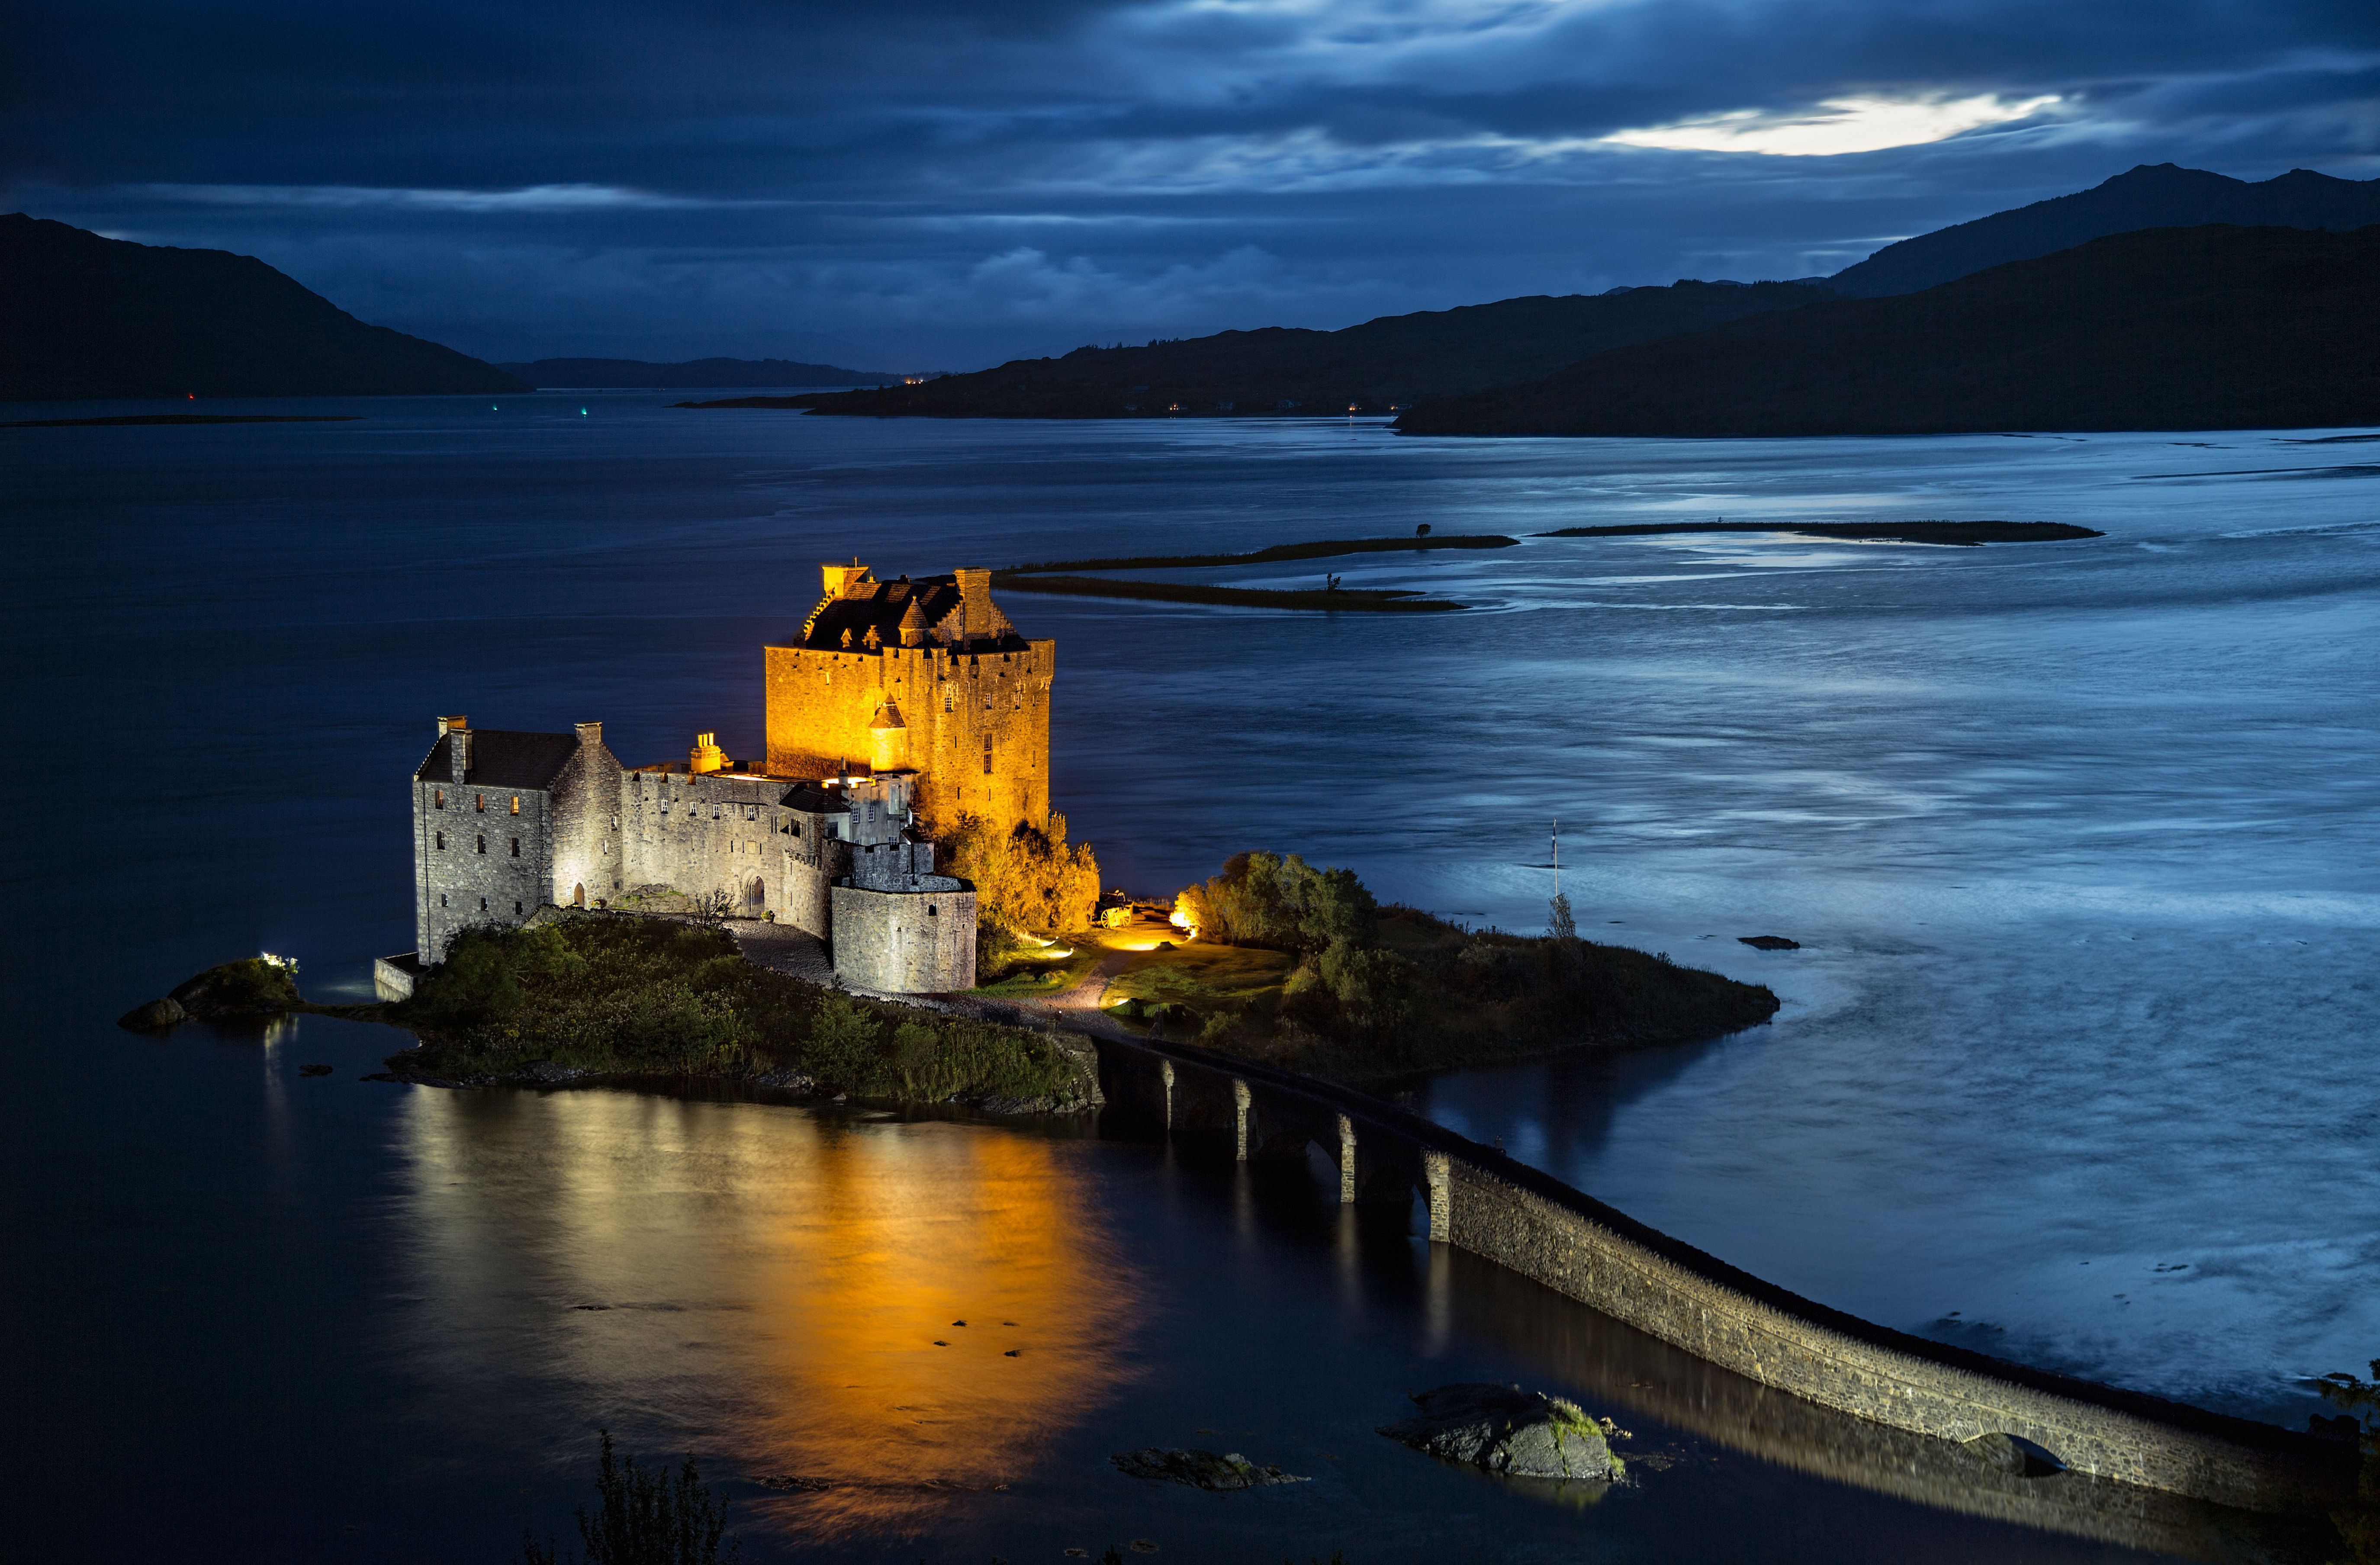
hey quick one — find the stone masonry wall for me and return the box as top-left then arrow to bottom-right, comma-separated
1083,1032 -> 2351,1516
414,777 -> 553,960
762,641 -> 1053,834
830,883 -> 978,992
619,768 -> 840,934
1439,1158 -> 2344,1513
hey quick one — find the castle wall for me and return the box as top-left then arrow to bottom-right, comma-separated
830,883 -> 978,992
762,640 -> 1053,834
413,779 -> 555,961
548,725 -> 624,911
618,767 -> 841,930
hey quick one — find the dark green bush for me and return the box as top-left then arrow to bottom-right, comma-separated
396,914 -> 1092,1105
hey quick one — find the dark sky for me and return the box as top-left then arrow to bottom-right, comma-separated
7,1 -> 2377,370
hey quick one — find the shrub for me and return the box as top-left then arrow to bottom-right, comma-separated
1180,851 -> 1375,953
395,914 -> 1096,1106
522,1430 -> 738,1565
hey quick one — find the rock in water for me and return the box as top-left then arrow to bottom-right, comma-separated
1110,1449 -> 1308,1490
117,997 -> 187,1030
166,957 -> 302,1019
1962,1432 -> 2062,1477
1378,1384 -> 1623,1481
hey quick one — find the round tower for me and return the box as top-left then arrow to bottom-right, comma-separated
868,701 -> 910,773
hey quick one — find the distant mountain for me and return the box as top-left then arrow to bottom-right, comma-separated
0,214 -> 526,402
1395,225 -> 2380,437
1829,164 -> 2380,297
794,280 -> 1835,419
499,356 -> 906,388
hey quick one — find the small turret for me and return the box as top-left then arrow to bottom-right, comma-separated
898,595 -> 930,647
868,700 -> 910,773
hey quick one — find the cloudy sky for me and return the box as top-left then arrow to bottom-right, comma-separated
7,1 -> 2377,369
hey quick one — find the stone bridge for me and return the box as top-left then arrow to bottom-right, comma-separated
1087,1028 -> 2356,1520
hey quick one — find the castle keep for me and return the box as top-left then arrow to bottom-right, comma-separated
765,565 -> 1052,834
405,564 -> 1050,993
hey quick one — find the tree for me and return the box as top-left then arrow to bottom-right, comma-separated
945,811 -> 1100,937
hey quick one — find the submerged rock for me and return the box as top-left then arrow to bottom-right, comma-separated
1378,1384 -> 1623,1482
1737,934 -> 1801,951
1110,1448 -> 1308,1490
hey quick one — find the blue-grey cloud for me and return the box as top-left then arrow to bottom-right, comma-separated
6,1 -> 2376,367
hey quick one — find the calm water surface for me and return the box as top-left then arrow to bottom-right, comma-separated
5,396 -> 2375,1562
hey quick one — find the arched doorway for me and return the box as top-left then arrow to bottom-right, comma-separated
572,882 -> 585,907
746,877 -> 766,916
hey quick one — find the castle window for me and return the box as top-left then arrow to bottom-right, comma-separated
510,796 -> 520,815
479,897 -> 488,911
476,795 -> 485,812
514,901 -> 522,915
610,814 -> 618,831
434,830 -> 445,850
476,834 -> 486,854
434,789 -> 444,809
440,893 -> 447,908
510,837 -> 520,858
927,904 -> 937,917
944,691 -> 953,712
983,735 -> 994,774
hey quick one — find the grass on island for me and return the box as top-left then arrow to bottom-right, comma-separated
992,574 -> 1465,612
970,940 -> 1100,998
1087,855 -> 1779,1080
1537,520 -> 2102,546
1003,534 -> 1518,573
392,913 -> 1097,1109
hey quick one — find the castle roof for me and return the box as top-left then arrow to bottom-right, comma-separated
869,699 -> 907,731
415,729 -> 580,789
794,573 -> 1027,653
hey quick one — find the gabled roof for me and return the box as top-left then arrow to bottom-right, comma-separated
796,573 -> 1026,652
415,730 -> 581,789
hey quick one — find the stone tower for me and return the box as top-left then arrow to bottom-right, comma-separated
762,563 -> 1053,834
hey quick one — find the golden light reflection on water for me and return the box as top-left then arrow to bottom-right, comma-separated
398,1090 -> 1139,1538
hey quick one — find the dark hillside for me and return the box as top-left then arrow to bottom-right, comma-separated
501,356 -> 902,388
0,213 -> 526,401
1830,164 -> 2380,298
1396,225 -> 2380,437
792,280 -> 1832,419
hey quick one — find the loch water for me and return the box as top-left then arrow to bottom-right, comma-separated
4,396 -> 2377,1564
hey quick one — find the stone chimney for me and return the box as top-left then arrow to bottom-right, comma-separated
954,567 -> 991,638
688,732 -> 729,775
437,714 -> 467,737
575,721 -> 603,749
448,720 -> 473,782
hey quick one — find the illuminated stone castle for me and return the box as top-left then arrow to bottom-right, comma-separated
404,563 -> 1052,994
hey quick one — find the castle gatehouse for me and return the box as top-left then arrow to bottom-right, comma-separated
403,562 -> 1048,993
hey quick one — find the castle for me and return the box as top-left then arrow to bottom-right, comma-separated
403,564 -> 1054,994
